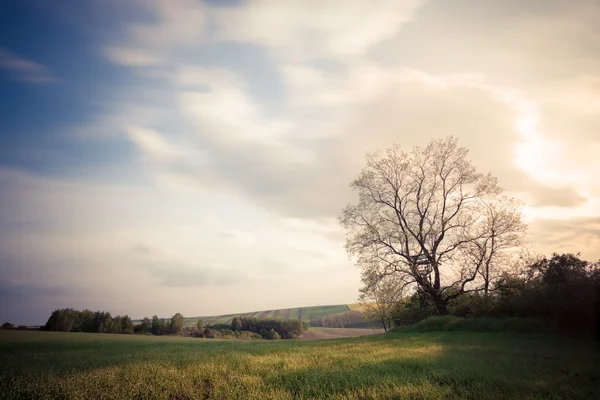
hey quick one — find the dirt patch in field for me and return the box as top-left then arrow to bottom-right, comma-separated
298,328 -> 385,341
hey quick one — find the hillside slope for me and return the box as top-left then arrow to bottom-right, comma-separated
183,304 -> 359,327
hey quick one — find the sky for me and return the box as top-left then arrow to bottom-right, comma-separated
1,0 -> 599,325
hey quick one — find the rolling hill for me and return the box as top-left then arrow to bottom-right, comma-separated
181,304 -> 364,327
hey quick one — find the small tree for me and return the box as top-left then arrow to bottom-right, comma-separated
136,317 -> 152,334
151,315 -> 165,335
359,271 -> 407,331
1,322 -> 14,330
196,319 -> 204,330
231,317 -> 242,331
170,313 -> 184,334
121,315 -> 134,334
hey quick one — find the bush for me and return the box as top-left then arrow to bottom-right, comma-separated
251,333 -> 262,340
203,329 -> 223,339
194,328 -> 205,338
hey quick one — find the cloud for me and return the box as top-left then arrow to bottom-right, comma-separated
528,217 -> 600,261
0,278 -> 74,325
212,0 -> 424,60
0,48 -> 56,83
103,47 -> 162,67
525,184 -> 587,208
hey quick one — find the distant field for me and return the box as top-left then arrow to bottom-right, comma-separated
180,304 -> 356,327
1,330 -> 599,399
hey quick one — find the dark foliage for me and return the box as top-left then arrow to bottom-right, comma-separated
44,309 -> 135,334
1,322 -> 14,330
493,253 -> 600,336
392,253 -> 600,338
231,317 -> 242,331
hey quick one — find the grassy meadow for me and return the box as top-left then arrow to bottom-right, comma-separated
1,330 -> 599,399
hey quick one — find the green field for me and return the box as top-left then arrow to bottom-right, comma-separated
1,330 -> 599,399
179,304 -> 355,327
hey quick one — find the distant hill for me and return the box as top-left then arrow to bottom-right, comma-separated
182,304 -> 365,327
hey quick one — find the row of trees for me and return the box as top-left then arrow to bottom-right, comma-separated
343,137 -> 599,337
310,311 -> 366,328
191,317 -> 304,340
44,309 -> 135,334
42,311 -> 305,340
44,310 -> 185,335
134,313 -> 184,335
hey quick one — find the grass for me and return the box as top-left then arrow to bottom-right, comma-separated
298,304 -> 351,322
1,330 -> 599,399
396,316 -> 551,334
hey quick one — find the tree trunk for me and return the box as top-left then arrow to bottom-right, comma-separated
435,296 -> 449,315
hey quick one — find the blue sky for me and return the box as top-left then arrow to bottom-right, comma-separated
1,0 -> 599,325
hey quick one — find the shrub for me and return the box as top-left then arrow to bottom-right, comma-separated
203,329 -> 223,339
194,328 -> 205,338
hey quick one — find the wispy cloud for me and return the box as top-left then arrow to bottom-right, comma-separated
0,48 -> 56,84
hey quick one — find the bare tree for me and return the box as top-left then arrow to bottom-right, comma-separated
340,137 -> 525,314
462,196 -> 527,297
359,267 -> 408,331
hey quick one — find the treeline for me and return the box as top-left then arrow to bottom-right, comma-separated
44,309 -> 185,335
393,253 -> 600,337
133,314 -> 184,335
193,317 -> 306,340
1,322 -> 33,331
311,311 -> 366,328
41,310 -> 307,340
